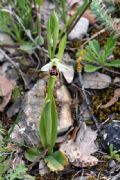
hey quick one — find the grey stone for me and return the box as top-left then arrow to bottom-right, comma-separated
0,32 -> 16,62
39,160 -> 49,176
109,160 -> 116,169
0,62 -> 19,81
100,120 -> 120,152
82,72 -> 112,89
11,79 -> 46,146
11,79 -> 73,146
68,17 -> 89,40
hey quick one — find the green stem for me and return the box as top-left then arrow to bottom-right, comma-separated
47,76 -> 57,100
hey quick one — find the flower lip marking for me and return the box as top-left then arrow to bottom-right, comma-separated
50,65 -> 59,76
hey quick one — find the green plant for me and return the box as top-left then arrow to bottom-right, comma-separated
83,36 -> 120,72
0,125 -> 14,179
109,144 -> 120,162
55,0 -> 67,24
91,0 -> 120,36
25,11 -> 68,172
6,164 -> 35,180
0,0 -> 43,44
0,123 -> 35,179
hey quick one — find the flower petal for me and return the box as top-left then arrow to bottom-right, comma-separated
41,62 -> 52,71
57,63 -> 70,72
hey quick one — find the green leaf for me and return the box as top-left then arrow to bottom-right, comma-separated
51,11 -> 59,57
53,151 -> 68,166
84,40 -> 100,62
44,155 -> 64,172
39,76 -> 58,152
25,148 -> 41,162
47,17 -> 52,58
102,37 -> 116,61
0,164 -> 6,176
57,34 -> 67,62
35,0 -> 43,5
44,151 -> 68,172
84,64 -> 101,72
105,59 -> 120,67
89,39 -> 100,55
47,76 -> 57,99
24,175 -> 35,180
39,100 -> 51,148
19,43 -> 34,54
83,50 -> 96,62
6,164 -> 35,180
0,11 -> 11,35
39,97 -> 58,151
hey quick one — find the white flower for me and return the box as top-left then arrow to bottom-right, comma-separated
41,58 -> 69,72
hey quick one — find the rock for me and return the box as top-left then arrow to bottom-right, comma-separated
11,79 -> 73,146
109,160 -> 116,169
100,120 -> 120,152
0,53 -> 4,62
82,72 -> 112,89
56,84 -> 73,133
68,17 -> 89,40
7,97 -> 22,118
0,32 -> 16,62
0,62 -> 19,81
79,101 -> 92,121
11,79 -> 46,146
39,160 -> 50,176
113,77 -> 120,84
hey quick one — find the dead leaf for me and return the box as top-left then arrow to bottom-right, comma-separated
83,10 -> 96,25
60,122 -> 98,167
101,88 -> 120,109
0,75 -> 15,111
67,0 -> 83,7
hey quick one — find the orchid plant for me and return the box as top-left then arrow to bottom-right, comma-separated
25,11 -> 68,172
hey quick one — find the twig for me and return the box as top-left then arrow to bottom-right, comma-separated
82,28 -> 106,48
28,149 -> 48,171
71,169 -> 83,180
0,49 -> 28,87
0,44 -> 20,48
103,66 -> 120,75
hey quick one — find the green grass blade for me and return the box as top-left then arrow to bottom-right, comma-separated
47,17 -> 52,59
57,34 -> 67,62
